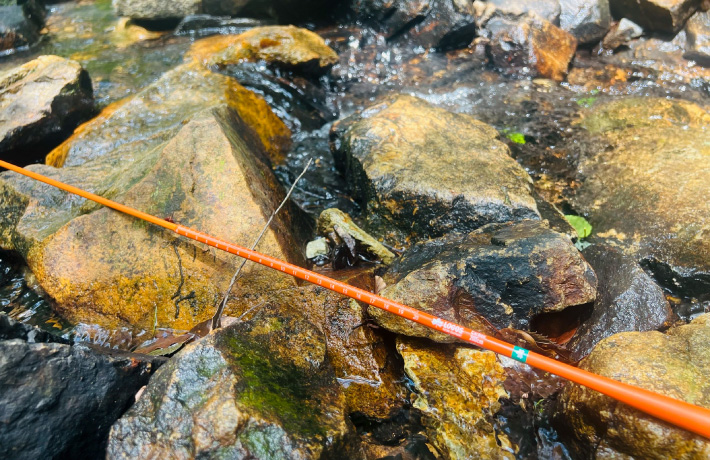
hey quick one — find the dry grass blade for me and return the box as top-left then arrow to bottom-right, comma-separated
211,158 -> 313,330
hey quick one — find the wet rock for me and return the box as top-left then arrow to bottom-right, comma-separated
572,98 -> 710,297
475,3 -> 578,81
202,0 -> 334,23
559,0 -> 612,44
484,0 -> 561,24
372,220 -> 597,341
0,55 -> 94,164
611,0 -> 700,34
175,15 -> 274,38
349,0 -> 432,38
330,95 -> 539,242
684,10 -> 710,65
0,105 -> 307,331
600,18 -> 644,50
0,0 -> 44,53
397,338 -> 514,459
568,242 -> 673,360
324,297 -> 408,420
317,208 -> 395,265
186,25 -> 339,73
108,17 -> 162,49
107,307 -> 363,459
113,0 -> 201,21
559,314 -> 710,458
401,0 -> 477,50
46,62 -> 290,167
0,338 -> 164,460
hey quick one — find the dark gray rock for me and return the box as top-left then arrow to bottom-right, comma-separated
107,308 -> 363,459
0,313 -> 69,343
610,0 -> 701,34
684,10 -> 710,65
568,243 -> 674,360
371,220 -> 597,342
349,0 -> 432,38
559,0 -> 611,44
600,18 -> 644,50
0,0 -> 44,53
0,339 -> 164,460
0,55 -> 93,164
399,0 -> 476,50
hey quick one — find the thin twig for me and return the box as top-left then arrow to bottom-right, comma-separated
211,158 -> 313,329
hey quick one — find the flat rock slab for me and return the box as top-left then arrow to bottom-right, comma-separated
572,97 -> 710,296
560,314 -> 710,458
0,338 -> 164,460
107,307 -> 362,459
611,0 -> 701,33
331,95 -> 539,242
0,55 -> 93,163
0,105 -> 307,331
397,338 -> 514,459
372,220 -> 597,341
568,242 -> 673,360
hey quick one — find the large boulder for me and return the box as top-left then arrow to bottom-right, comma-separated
371,220 -> 597,341
397,338 -> 514,459
571,98 -> 710,297
330,95 -> 540,242
559,314 -> 710,458
46,62 -> 290,168
0,55 -> 94,164
474,1 -> 578,81
0,321 -> 164,460
0,104 -> 307,331
186,25 -> 338,73
610,0 -> 701,34
568,242 -> 673,360
0,0 -> 44,53
107,306 -> 363,459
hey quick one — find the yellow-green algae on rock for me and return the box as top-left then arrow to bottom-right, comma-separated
397,338 -> 514,459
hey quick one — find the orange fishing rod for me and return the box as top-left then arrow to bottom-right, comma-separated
2,158 -> 710,439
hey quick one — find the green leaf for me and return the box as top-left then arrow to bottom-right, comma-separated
565,215 -> 593,239
506,132 -> 526,144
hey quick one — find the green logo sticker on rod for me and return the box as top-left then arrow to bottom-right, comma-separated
512,346 -> 529,363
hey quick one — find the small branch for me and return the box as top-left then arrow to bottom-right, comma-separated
211,158 -> 313,330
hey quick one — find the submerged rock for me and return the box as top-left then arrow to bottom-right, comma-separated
559,0 -> 612,44
610,0 -> 700,33
560,314 -> 710,458
187,25 -> 338,73
684,10 -> 710,66
331,95 -> 539,242
572,98 -> 710,297
568,242 -> 673,360
175,15 -> 274,38
0,312 -> 68,343
107,307 -> 363,459
0,105 -> 307,330
0,55 -> 93,164
372,220 -> 597,341
0,0 -> 44,53
0,336 -> 164,460
397,338 -> 514,459
46,62 -> 290,167
474,1 -> 578,81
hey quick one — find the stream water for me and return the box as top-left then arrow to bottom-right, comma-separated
2,1 -> 710,457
